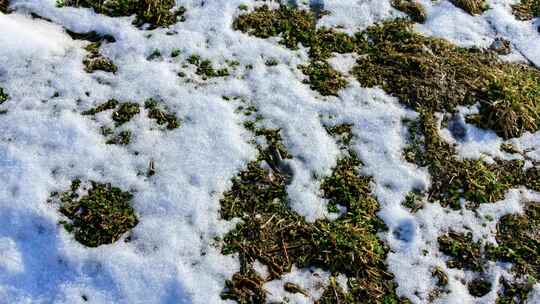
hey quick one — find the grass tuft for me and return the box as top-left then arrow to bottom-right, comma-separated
438,231 -> 484,271
512,0 -> 540,20
49,180 -> 138,247
0,87 -> 9,104
59,0 -> 186,29
83,42 -> 118,73
392,0 -> 427,23
353,19 -> 540,139
450,0 -> 488,15
144,98 -> 180,129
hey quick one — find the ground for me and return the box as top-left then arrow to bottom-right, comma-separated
0,0 -> 539,304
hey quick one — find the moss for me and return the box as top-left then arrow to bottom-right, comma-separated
468,277 -> 492,297
219,116 -> 400,303
83,42 -> 117,73
82,99 -> 119,115
438,231 -> 484,271
0,87 -> 8,104
352,19 -> 540,139
50,180 -> 138,247
112,102 -> 140,126
299,61 -> 347,96
392,0 -> 427,23
144,98 -> 180,129
450,0 -> 488,15
512,0 -> 540,20
147,49 -> 162,60
170,48 -> 181,57
486,203 -> 539,280
59,0 -> 186,29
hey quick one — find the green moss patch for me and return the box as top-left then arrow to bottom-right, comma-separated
82,99 -> 119,115
144,98 -> 180,129
83,42 -> 118,73
496,278 -> 534,304
512,0 -> 540,20
450,0 -> 488,15
49,180 -> 138,247
59,0 -> 186,29
392,0 -> 427,23
353,19 -> 540,139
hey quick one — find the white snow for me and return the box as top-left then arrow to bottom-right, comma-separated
1,0 -> 539,303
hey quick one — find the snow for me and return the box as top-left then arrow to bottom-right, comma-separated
0,0 -> 539,303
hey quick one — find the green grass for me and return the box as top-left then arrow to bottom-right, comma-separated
438,231 -> 484,271
187,55 -> 230,79
353,19 -> 540,139
449,0 -> 488,15
144,98 -> 180,129
392,0 -> 427,23
233,5 -> 351,96
112,102 -> 140,126
49,180 -> 138,247
218,110 -> 401,303
58,0 -> 186,29
0,87 -> 8,104
83,42 -> 118,73
512,0 -> 540,20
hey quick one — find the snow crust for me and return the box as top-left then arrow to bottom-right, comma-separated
0,0 -> 539,303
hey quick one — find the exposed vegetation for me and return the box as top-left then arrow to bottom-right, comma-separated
299,61 -> 348,96
392,0 -> 427,23
219,111 -> 401,302
59,0 -> 186,29
144,98 -> 180,129
82,99 -> 119,115
0,0 -> 9,13
49,180 -> 138,247
353,19 -> 540,139
187,55 -> 230,79
404,111 -> 539,209
83,42 -> 118,73
112,102 -> 140,126
468,277 -> 492,297
487,203 -> 539,281
438,231 -> 484,271
450,0 -> 488,15
0,87 -> 8,104
512,0 -> 540,20
496,278 -> 534,304
233,5 -> 350,96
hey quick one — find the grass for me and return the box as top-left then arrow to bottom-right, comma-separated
512,0 -> 540,20
468,277 -> 492,297
83,42 -> 118,73
449,0 -> 488,15
403,110 -> 539,209
144,98 -> 180,129
392,0 -> 427,23
0,87 -> 8,104
438,231 -> 484,271
187,55 -> 230,79
112,102 -> 140,126
49,180 -> 138,247
487,203 -> 539,281
218,108 -> 401,302
82,99 -> 119,115
59,0 -> 186,29
0,0 -> 8,13
233,5 -> 350,96
353,19 -> 540,139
